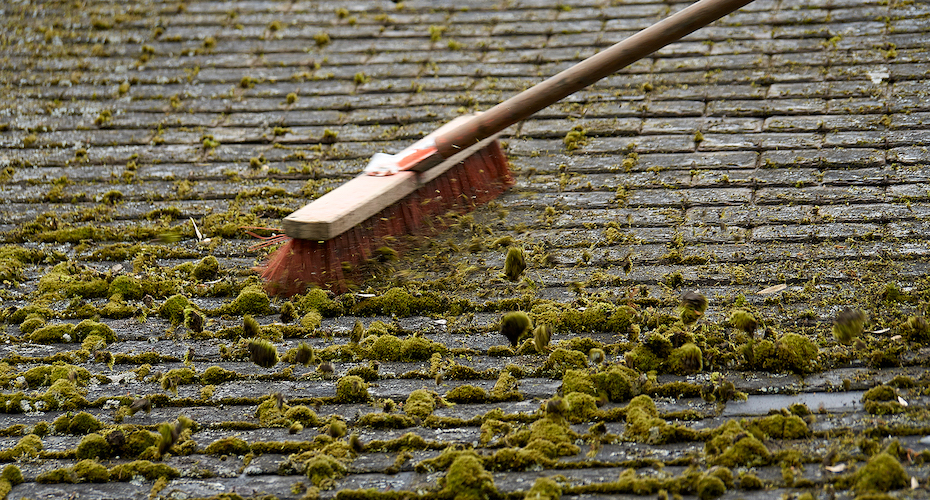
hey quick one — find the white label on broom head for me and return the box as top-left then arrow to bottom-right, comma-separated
365,152 -> 399,176
365,136 -> 437,176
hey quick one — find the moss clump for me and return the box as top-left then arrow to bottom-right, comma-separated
901,315 -> 930,343
503,246 -> 526,282
335,375 -> 368,403
405,389 -> 435,419
667,342 -> 703,375
248,338 -> 279,368
301,310 -> 323,329
500,311 -> 532,346
304,452 -> 347,488
593,365 -> 640,402
73,459 -> 109,483
401,335 -> 447,361
42,379 -> 89,410
284,405 -> 320,426
525,476 -> 561,500
199,365 -> 237,385
352,287 -> 446,317
124,429 -> 159,457
68,411 -> 103,434
76,432 -> 111,459
739,472 -> 763,490
562,369 -> 596,396
490,371 -> 522,402
73,319 -> 116,343
228,285 -> 272,315
204,437 -> 250,455
525,416 -> 579,458
775,333 -> 818,373
109,275 -> 143,300
24,364 -> 90,388
697,474 -> 726,500
545,348 -> 587,372
748,413 -> 809,439
862,385 -> 904,415
159,294 -> 189,324
0,434 -> 41,461
110,460 -> 180,481
833,307 -> 866,344
36,467 -> 74,484
1,464 -> 24,495
728,309 -> 757,334
445,384 -> 489,404
280,301 -> 297,323
441,452 -> 496,500
855,452 -> 908,492
706,421 -> 771,467
624,395 -> 666,443
295,289 -> 343,316
192,256 -> 219,280
19,314 -> 45,334
564,392 -> 599,423
370,334 -> 403,361
28,323 -> 74,343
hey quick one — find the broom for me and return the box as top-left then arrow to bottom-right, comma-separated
260,0 -> 754,296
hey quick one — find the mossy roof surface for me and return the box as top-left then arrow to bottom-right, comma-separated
3,0 -> 930,498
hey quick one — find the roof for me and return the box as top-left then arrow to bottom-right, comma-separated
2,0 -> 930,498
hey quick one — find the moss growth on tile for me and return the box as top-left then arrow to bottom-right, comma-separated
109,460 -> 180,481
854,452 -> 907,492
441,452 -> 496,500
444,384 -> 489,403
404,388 -> 435,419
204,437 -> 250,455
335,375 -> 369,403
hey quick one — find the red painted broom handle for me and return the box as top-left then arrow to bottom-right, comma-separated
434,0 -> 754,157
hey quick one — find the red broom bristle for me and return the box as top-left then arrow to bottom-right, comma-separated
259,139 -> 513,296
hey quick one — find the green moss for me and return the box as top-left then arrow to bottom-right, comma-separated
125,429 -> 159,457
667,343 -> 703,375
707,420 -> 771,468
159,294 -> 189,324
24,364 -> 90,388
855,452 -> 908,492
41,379 -> 89,410
20,314 -> 46,334
227,285 -> 272,315
562,369 -> 596,396
833,308 -> 866,344
73,319 -> 116,343
564,392 -> 599,423
109,460 -> 180,481
36,467 -> 74,484
405,389 -> 435,419
76,432 -> 111,459
445,384 -> 489,403
545,348 -> 587,372
862,385 -> 904,415
27,323 -> 74,343
108,275 -> 143,300
200,365 -> 237,385
370,334 -> 403,361
256,397 -> 289,427
490,371 -> 522,401
192,256 -> 220,280
335,375 -> 369,403
304,452 -> 347,488
301,310 -> 323,329
525,476 -> 561,500
248,338 -> 279,368
0,434 -> 41,461
358,412 -> 416,429
728,309 -> 757,334
68,411 -> 103,434
352,287 -> 447,317
204,437 -> 250,455
73,458 -> 109,482
739,472 -> 763,490
500,311 -> 532,346
624,395 -> 666,443
441,452 -> 496,500
1,464 -> 23,486
593,365 -> 639,402
901,315 -> 930,343
697,474 -> 726,500
295,289 -> 343,316
401,335 -> 447,361
624,343 -> 661,372
503,246 -> 526,281
748,413 -> 810,439
525,416 -> 579,458
285,405 -> 320,426
775,333 -> 818,374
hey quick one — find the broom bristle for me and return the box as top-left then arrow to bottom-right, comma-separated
260,139 -> 512,296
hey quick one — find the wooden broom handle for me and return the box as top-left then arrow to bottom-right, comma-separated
434,0 -> 754,157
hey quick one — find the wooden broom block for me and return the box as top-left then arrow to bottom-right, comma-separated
282,115 -> 502,241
